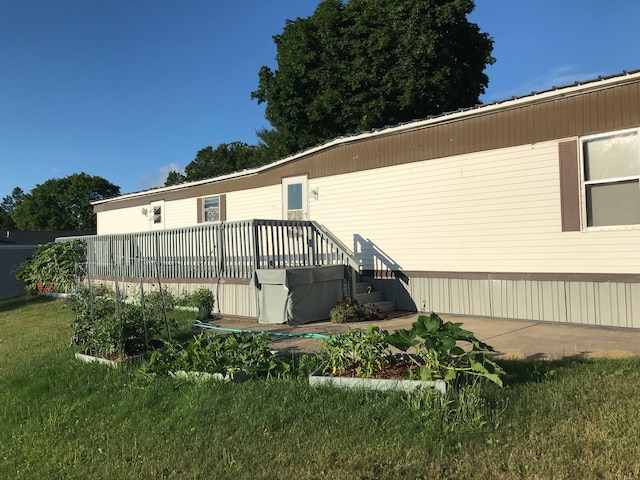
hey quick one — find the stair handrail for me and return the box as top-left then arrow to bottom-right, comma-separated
309,221 -> 361,272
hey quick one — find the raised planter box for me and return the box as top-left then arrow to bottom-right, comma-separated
309,368 -> 448,394
74,351 -> 146,368
45,292 -> 71,299
168,370 -> 248,383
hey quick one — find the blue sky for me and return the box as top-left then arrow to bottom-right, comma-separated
1,1 -> 639,199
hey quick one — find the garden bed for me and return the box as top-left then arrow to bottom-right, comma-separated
168,369 -> 248,383
74,350 -> 146,368
309,364 -> 447,393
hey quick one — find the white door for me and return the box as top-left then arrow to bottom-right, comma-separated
282,175 -> 308,220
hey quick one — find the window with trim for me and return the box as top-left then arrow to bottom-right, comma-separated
581,129 -> 640,228
153,206 -> 162,224
286,182 -> 303,220
202,196 -> 220,222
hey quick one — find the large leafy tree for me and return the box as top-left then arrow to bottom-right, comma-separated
165,142 -> 266,186
12,173 -> 120,231
252,0 -> 494,155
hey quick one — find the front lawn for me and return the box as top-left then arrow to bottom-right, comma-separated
1,295 -> 639,479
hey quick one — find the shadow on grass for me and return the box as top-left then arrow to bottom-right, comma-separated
0,294 -> 56,314
499,357 -> 594,386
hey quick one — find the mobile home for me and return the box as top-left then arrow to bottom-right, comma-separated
89,70 -> 640,328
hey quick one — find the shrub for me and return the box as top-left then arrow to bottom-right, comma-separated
329,297 -> 385,323
14,240 -> 85,294
183,287 -> 214,311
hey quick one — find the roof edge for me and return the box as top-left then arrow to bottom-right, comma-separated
94,69 -> 640,205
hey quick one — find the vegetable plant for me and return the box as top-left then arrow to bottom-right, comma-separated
318,313 -> 505,387
386,313 -> 505,386
69,286 -> 166,359
320,325 -> 392,377
145,332 -> 292,379
177,287 -> 215,320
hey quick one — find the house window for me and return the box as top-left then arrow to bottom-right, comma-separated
582,129 -> 640,228
287,183 -> 303,220
203,196 -> 220,222
153,206 -> 162,224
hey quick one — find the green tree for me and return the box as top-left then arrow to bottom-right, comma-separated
12,173 -> 120,231
0,187 -> 25,228
0,209 -> 12,229
165,142 -> 266,186
164,170 -> 186,187
251,0 -> 494,155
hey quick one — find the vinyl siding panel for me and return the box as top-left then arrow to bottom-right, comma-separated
309,141 -> 640,275
164,198 -> 198,229
97,207 -> 149,235
227,184 -> 282,220
97,198 -> 199,234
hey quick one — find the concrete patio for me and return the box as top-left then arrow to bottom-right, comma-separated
198,311 -> 640,360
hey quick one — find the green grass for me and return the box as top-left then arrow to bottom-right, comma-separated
1,295 -> 640,479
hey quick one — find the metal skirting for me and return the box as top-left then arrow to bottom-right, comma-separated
85,279 -> 258,319
367,276 -> 640,329
91,274 -> 639,328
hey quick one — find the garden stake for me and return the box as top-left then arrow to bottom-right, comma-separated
138,259 -> 150,352
154,257 -> 172,341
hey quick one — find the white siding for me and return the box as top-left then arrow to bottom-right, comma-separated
97,185 -> 284,235
97,206 -> 149,235
227,185 -> 282,220
97,140 -> 640,275
308,141 -> 640,275
164,198 -> 198,229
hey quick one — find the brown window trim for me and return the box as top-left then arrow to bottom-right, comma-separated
558,139 -> 581,232
197,194 -> 226,223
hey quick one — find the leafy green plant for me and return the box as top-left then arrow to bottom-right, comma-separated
143,287 -> 177,310
69,287 -> 165,359
176,287 -> 215,320
320,325 -> 392,377
14,240 -> 85,294
329,297 -> 385,323
386,313 -> 505,386
319,314 -> 504,387
182,287 -> 214,311
145,332 -> 291,379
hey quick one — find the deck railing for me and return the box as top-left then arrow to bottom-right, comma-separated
59,219 -> 361,281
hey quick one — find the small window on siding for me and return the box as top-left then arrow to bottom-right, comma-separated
203,196 -> 220,222
581,129 -> 640,228
153,206 -> 162,224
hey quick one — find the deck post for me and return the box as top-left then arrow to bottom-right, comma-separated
307,229 -> 315,266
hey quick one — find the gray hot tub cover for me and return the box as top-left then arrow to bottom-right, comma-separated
254,265 -> 345,325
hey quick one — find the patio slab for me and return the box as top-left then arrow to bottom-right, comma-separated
198,312 -> 640,360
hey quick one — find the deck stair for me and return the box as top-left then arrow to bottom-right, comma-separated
354,281 -> 396,313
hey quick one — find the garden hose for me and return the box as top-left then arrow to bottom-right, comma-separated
192,320 -> 331,339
